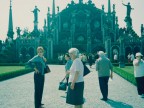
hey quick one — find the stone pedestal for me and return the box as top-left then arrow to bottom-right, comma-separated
124,16 -> 132,28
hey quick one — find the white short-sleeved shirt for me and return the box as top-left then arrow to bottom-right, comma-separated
69,58 -> 84,83
133,59 -> 144,77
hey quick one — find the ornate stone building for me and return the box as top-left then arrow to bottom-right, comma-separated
50,0 -> 119,59
11,0 -> 143,62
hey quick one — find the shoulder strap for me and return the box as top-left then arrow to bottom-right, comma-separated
61,75 -> 66,82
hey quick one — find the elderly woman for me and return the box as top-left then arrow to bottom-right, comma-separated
66,48 -> 84,108
133,52 -> 144,98
27,46 -> 47,108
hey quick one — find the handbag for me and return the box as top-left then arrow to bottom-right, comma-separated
44,65 -> 51,74
58,76 -> 67,91
83,64 -> 90,76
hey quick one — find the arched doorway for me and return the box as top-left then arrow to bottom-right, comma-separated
111,46 -> 119,61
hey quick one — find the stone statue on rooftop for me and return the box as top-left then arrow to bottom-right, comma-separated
32,6 -> 40,22
122,2 -> 134,17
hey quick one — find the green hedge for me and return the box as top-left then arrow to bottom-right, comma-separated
0,68 -> 33,81
0,59 -> 60,65
112,63 -> 133,66
0,63 -> 25,66
113,67 -> 136,85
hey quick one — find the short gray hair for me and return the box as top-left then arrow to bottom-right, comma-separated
68,48 -> 79,57
98,51 -> 105,57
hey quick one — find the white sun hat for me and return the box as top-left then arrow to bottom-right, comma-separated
135,52 -> 143,57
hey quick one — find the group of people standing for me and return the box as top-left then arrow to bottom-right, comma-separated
64,49 -> 113,108
26,46 -> 144,108
27,47 -> 113,108
58,52 -> 98,68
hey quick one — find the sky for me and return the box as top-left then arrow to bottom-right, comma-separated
0,0 -> 144,41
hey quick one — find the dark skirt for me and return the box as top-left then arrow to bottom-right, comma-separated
66,82 -> 84,105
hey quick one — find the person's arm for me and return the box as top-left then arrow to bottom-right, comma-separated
110,61 -> 113,79
65,67 -> 70,77
26,56 -> 37,68
70,71 -> 80,90
70,60 -> 80,90
26,56 -> 39,74
110,69 -> 113,79
65,61 -> 71,75
95,60 -> 99,71
122,3 -> 127,6
65,70 -> 70,76
43,56 -> 47,63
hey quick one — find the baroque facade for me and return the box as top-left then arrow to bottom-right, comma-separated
13,0 -> 144,62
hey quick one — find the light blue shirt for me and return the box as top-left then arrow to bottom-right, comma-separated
27,55 -> 46,75
65,59 -> 72,71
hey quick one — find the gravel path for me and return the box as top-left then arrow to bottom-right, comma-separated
0,65 -> 144,108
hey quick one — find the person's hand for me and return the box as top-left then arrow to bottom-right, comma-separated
34,68 -> 39,74
70,83 -> 75,90
110,72 -> 113,79
65,73 -> 69,78
67,71 -> 70,74
43,57 -> 47,62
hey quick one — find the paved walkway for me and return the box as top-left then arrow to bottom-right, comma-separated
0,65 -> 144,108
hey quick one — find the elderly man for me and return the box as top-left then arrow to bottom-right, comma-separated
95,51 -> 113,101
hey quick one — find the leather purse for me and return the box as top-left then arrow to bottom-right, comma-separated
44,65 -> 51,74
83,64 -> 90,76
58,76 -> 67,91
